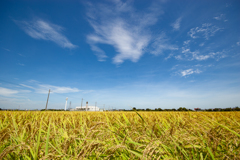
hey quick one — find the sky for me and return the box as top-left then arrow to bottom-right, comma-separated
0,0 -> 240,110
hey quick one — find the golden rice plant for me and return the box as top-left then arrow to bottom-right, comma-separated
0,111 -> 240,159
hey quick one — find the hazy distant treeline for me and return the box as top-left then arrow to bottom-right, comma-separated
1,107 -> 239,111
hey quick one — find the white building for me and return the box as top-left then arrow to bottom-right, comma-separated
72,106 -> 100,111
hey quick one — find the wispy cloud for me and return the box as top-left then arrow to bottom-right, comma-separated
213,14 -> 227,22
86,1 -> 176,64
17,63 -> 25,66
0,87 -> 31,97
87,20 -> 150,63
37,84 -> 80,94
164,53 -> 173,60
171,64 -> 213,77
188,23 -> 222,40
15,19 -> 77,49
174,47 -> 227,61
2,48 -> 10,52
18,53 -> 25,57
180,69 -> 201,77
183,40 -> 191,46
0,87 -> 18,96
20,81 -> 80,94
237,42 -> 240,46
150,33 -> 178,55
171,17 -> 182,30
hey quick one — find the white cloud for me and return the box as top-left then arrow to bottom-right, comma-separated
15,19 -> 77,49
171,64 -> 214,77
183,40 -> 191,45
3,48 -> 10,52
0,87 -> 31,97
175,55 -> 182,60
237,42 -> 240,46
18,53 -> 25,57
182,48 -> 190,53
150,33 -> 178,55
87,20 -> 150,63
0,87 -> 18,96
181,69 -> 201,77
17,63 -> 25,66
178,47 -> 227,61
188,23 -> 222,40
20,81 -> 80,94
37,84 -> 80,94
171,17 -> 182,30
20,84 -> 35,89
214,14 -> 224,20
213,14 -> 227,22
86,1 -> 175,64
164,53 -> 173,60
199,43 -> 204,47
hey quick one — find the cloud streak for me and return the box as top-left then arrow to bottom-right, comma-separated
213,14 -> 227,22
171,17 -> 182,30
0,87 -> 31,97
15,19 -> 77,49
20,82 -> 80,94
0,87 -> 18,96
181,69 -> 201,77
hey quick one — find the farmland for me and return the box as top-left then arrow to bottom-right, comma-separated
0,111 -> 240,159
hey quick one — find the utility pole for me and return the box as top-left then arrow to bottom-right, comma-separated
81,98 -> 83,111
45,89 -> 51,111
69,101 -> 71,110
103,104 -> 105,111
65,97 -> 68,111
86,101 -> 88,111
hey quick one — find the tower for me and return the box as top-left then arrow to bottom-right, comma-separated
65,97 -> 68,111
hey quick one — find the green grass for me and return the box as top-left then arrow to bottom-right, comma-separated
0,111 -> 239,159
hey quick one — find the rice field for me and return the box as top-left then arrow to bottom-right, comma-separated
0,111 -> 240,159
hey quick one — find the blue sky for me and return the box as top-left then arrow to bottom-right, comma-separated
0,0 -> 239,110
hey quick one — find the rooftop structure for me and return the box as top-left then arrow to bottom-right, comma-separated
71,106 -> 100,111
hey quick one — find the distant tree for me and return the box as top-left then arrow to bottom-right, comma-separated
132,107 -> 136,111
213,108 -> 221,111
178,107 -> 182,111
146,108 -> 151,111
223,108 -> 232,111
234,107 -> 240,111
178,107 -> 188,111
172,108 -> 176,111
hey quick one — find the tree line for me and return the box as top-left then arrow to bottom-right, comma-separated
129,107 -> 240,111
1,106 -> 239,111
